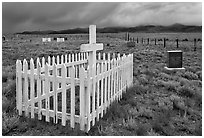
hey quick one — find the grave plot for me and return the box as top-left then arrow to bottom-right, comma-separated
16,25 -> 133,132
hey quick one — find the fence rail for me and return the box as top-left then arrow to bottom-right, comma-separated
16,52 -> 133,132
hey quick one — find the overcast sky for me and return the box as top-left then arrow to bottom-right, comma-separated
2,2 -> 202,34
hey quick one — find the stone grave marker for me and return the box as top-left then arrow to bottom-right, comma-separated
164,50 -> 185,70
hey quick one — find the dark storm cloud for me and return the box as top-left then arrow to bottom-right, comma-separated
2,2 -> 202,34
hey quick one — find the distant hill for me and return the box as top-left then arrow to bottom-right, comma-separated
17,24 -> 202,34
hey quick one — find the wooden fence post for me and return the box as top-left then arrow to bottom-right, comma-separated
176,38 -> 179,48
194,38 -> 197,51
164,38 -> 166,48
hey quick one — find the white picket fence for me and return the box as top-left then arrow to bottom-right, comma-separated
16,52 -> 133,132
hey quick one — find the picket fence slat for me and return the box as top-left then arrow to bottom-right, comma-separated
96,64 -> 99,121
30,58 -> 35,118
16,60 -> 22,115
45,63 -> 50,122
79,67 -> 85,130
101,61 -> 104,118
62,64 -> 66,126
37,60 -> 42,120
16,52 -> 133,133
104,61 -> 107,114
23,59 -> 29,117
70,65 -> 75,128
86,66 -> 91,132
53,63 -> 58,124
92,64 -> 96,126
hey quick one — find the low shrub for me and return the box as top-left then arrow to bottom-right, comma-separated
2,79 -> 16,99
177,86 -> 195,98
158,72 -> 171,81
151,121 -> 163,134
179,77 -> 190,86
195,71 -> 202,80
2,112 -> 20,135
193,89 -> 202,108
2,73 -> 8,83
123,117 -> 148,135
138,106 -> 153,119
124,84 -> 148,98
2,79 -> 16,113
138,74 -> 149,85
164,81 -> 180,91
104,102 -> 130,120
191,80 -> 202,87
151,108 -> 174,135
135,123 -> 148,136
194,122 -> 202,136
142,69 -> 156,78
2,96 -> 10,112
122,117 -> 137,131
182,71 -> 198,80
155,80 -> 179,91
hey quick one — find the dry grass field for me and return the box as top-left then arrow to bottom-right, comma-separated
2,32 -> 202,136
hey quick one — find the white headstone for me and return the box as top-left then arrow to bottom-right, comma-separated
57,38 -> 64,42
42,38 -> 51,42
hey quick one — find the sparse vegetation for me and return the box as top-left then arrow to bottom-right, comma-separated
2,32 -> 202,136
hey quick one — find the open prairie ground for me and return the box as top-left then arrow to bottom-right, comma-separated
2,32 -> 202,136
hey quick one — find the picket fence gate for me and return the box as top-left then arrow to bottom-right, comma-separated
16,52 -> 133,132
